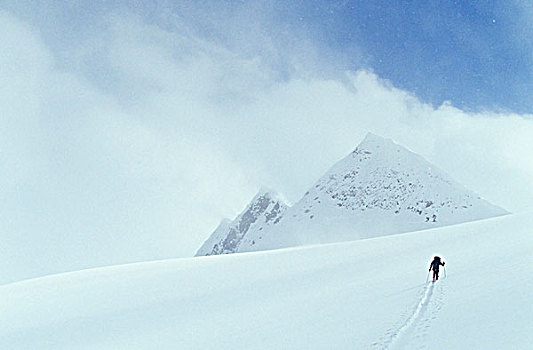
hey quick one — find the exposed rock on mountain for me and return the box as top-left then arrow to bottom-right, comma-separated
196,191 -> 289,256
197,133 -> 508,255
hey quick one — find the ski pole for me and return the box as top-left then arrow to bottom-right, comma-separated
425,270 -> 430,283
444,266 -> 447,278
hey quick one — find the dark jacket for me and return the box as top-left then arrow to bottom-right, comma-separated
429,257 -> 445,271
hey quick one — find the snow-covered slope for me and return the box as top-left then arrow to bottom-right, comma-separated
195,190 -> 289,256
2,212 -> 532,349
238,133 -> 507,252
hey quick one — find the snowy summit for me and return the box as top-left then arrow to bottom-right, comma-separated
197,133 -> 508,255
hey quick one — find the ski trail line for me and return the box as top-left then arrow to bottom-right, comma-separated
379,282 -> 435,350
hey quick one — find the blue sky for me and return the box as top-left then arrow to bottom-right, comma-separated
1,1 -> 532,284
3,0 -> 531,112
293,0 -> 532,113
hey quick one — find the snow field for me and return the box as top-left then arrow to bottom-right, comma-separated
1,212 -> 532,349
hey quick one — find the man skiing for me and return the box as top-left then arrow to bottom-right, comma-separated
429,256 -> 445,281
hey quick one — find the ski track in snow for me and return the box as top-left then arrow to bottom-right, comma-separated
373,279 -> 445,350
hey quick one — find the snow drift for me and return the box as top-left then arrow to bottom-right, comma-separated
2,212 -> 532,349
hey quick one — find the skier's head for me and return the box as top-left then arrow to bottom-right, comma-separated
434,256 -> 440,260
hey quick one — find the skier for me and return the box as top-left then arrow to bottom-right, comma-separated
429,256 -> 445,281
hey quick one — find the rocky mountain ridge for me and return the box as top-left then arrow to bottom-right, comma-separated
195,191 -> 289,256
196,133 -> 508,256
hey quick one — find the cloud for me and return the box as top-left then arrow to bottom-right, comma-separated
0,7 -> 532,283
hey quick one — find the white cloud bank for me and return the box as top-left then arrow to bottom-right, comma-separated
1,9 -> 531,283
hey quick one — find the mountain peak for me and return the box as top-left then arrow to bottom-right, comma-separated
357,132 -> 395,150
253,187 -> 289,206
360,131 -> 388,144
197,133 -> 508,255
244,133 -> 506,250
195,189 -> 290,256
